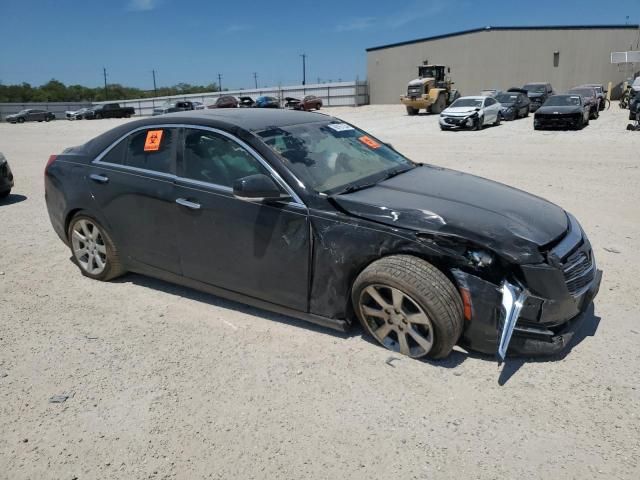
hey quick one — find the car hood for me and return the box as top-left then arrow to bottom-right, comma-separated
536,105 -> 581,114
333,165 -> 568,264
441,107 -> 479,116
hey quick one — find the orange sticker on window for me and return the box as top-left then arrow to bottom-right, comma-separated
144,130 -> 163,151
358,135 -> 381,149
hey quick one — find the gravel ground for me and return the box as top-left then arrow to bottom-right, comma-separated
0,105 -> 639,479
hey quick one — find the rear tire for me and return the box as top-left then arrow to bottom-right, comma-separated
430,94 -> 446,114
352,255 -> 463,359
494,112 -> 502,126
406,106 -> 418,116
68,214 -> 125,281
0,189 -> 10,199
17,118 -> 25,123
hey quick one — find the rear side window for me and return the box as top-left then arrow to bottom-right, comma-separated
125,128 -> 175,174
98,128 -> 176,174
100,138 -> 127,165
181,128 -> 269,187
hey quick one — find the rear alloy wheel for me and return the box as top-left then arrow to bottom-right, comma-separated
69,215 -> 125,281
352,255 -> 463,359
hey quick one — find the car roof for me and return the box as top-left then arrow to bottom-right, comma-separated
83,109 -> 332,155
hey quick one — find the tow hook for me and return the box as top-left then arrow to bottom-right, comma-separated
497,281 -> 527,363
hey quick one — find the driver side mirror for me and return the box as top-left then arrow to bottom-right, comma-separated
233,174 -> 289,201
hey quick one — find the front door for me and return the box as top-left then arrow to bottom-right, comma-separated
174,127 -> 310,311
88,126 -> 181,274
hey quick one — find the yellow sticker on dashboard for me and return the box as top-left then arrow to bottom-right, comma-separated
144,130 -> 163,151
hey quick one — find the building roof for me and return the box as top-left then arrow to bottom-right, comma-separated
366,25 -> 640,52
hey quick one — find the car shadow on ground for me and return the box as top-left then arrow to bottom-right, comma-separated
0,194 -> 27,206
496,304 -> 601,386
112,272 -> 600,382
116,273 -> 352,341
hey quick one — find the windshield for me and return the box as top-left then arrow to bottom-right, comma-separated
160,102 -> 175,108
569,89 -> 593,97
543,95 -> 581,107
450,98 -> 483,108
257,121 -> 414,194
523,84 -> 546,93
496,93 -> 519,104
17,109 -> 29,114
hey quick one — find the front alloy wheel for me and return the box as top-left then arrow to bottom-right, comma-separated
359,285 -> 434,357
352,255 -> 464,359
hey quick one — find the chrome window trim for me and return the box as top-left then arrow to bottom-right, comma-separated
92,123 -> 306,208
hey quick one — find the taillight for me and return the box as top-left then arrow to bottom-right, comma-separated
45,154 -> 57,174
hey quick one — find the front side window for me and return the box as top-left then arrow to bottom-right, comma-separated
257,121 -> 414,194
182,129 -> 269,187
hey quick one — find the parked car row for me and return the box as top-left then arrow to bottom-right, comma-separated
440,81 -> 607,131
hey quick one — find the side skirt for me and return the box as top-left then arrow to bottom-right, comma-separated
125,260 -> 351,333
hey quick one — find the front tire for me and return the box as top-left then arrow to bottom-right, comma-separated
406,106 -> 418,116
352,255 -> 464,359
0,189 -> 10,199
430,94 -> 446,114
68,215 -> 125,281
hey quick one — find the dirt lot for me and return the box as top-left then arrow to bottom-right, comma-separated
1,105 -> 639,479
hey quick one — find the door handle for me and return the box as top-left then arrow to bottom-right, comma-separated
176,198 -> 201,210
89,173 -> 109,184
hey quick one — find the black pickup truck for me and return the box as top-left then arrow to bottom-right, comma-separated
85,103 -> 135,120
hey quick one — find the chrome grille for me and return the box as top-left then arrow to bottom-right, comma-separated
562,249 -> 595,296
407,86 -> 422,97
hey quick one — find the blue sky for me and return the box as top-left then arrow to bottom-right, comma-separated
1,0 -> 639,90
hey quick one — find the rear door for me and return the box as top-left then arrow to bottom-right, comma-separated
173,127 -> 310,310
88,126 -> 181,273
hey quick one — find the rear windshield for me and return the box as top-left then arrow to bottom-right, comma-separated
496,93 -> 519,103
523,84 -> 546,93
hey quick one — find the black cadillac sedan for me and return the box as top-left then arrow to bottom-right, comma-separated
44,110 -> 601,361
534,95 -> 591,130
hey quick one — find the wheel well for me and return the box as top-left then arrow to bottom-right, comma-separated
64,208 -> 84,240
345,251 -> 462,319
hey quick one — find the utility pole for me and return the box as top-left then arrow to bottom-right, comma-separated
253,72 -> 258,89
300,53 -> 307,85
103,67 -> 108,100
217,73 -> 223,91
152,69 -> 158,96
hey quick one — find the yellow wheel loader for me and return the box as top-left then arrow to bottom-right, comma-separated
400,64 -> 460,115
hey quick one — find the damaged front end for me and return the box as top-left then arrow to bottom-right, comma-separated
453,213 -> 602,360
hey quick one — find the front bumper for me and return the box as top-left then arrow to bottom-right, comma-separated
534,115 -> 581,129
439,114 -> 476,129
453,215 -> 602,358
